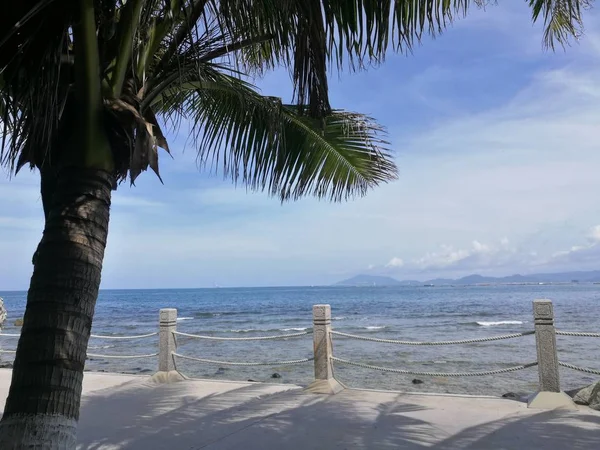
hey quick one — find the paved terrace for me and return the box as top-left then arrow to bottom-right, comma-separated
1,369 -> 599,449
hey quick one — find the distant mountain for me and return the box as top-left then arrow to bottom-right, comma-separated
336,270 -> 600,286
423,277 -> 456,285
441,271 -> 600,285
336,275 -> 412,286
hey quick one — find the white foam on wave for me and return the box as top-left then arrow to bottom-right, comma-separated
476,320 -> 523,327
364,326 -> 386,330
230,329 -> 257,333
88,345 -> 115,350
332,316 -> 347,321
281,327 -> 308,332
177,317 -> 194,321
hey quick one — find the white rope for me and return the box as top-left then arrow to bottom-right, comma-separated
559,361 -> 600,376
0,349 -> 16,353
87,352 -> 158,359
90,332 -> 158,340
173,352 -> 313,366
556,331 -> 600,338
330,330 -> 535,345
1,332 -> 158,340
331,356 -> 538,377
173,330 -> 311,341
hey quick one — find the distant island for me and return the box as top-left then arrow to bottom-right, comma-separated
335,270 -> 600,287
336,275 -> 408,287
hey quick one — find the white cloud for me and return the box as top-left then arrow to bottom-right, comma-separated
386,257 -> 404,268
413,240 -> 506,270
405,226 -> 600,276
540,225 -> 600,269
589,225 -> 600,243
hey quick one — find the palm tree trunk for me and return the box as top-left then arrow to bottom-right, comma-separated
0,167 -> 114,448
40,165 -> 59,221
32,165 -> 59,266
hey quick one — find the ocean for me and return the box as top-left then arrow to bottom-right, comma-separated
0,284 -> 598,396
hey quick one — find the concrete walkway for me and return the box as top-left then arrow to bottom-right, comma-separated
1,369 -> 599,449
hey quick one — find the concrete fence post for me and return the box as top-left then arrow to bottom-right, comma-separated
153,308 -> 184,383
533,299 -> 560,393
528,299 -> 575,409
306,304 -> 343,394
313,304 -> 333,381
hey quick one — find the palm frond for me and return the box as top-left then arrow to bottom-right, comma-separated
2,0 -> 589,189
275,108 -> 396,200
214,1 -> 489,119
0,0 -> 72,173
528,0 -> 590,49
154,69 -> 396,201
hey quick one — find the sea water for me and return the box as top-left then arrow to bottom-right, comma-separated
1,284 -> 598,395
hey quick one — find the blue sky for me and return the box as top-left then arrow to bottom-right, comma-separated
2,2 -> 600,289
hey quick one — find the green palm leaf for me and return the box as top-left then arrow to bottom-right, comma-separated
213,1 -> 487,118
153,69 -> 396,200
528,0 -> 589,49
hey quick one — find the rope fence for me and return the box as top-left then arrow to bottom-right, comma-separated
173,330 -> 311,341
556,331 -> 600,338
330,330 -> 535,345
1,302 -> 599,403
1,332 -> 158,360
87,352 -> 158,359
1,332 -> 157,339
558,361 -> 600,376
173,352 -> 313,366
332,356 -> 538,377
90,332 -> 158,340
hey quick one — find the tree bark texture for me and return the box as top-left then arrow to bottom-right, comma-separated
32,166 -> 59,266
0,167 -> 114,449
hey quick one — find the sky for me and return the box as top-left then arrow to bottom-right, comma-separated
2,2 -> 600,289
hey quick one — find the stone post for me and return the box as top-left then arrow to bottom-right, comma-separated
528,300 -> 575,409
533,300 -> 560,392
152,308 -> 184,383
159,308 -> 177,372
306,305 -> 343,394
313,304 -> 334,381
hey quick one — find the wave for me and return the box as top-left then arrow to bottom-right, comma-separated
194,312 -> 230,318
332,316 -> 347,321
177,317 -> 194,321
230,327 -> 310,333
476,320 -> 524,327
194,311 -> 261,319
88,345 -> 115,350
364,326 -> 386,330
426,312 -> 497,319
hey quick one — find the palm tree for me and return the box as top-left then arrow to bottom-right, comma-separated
0,0 -> 588,447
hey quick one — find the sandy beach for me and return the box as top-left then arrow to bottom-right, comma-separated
1,369 -> 599,449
